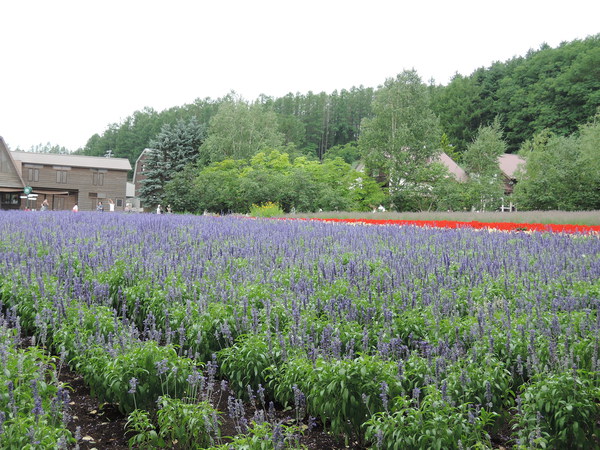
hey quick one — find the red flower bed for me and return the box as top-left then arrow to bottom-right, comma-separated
294,218 -> 600,234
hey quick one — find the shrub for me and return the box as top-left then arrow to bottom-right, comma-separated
155,395 -> 221,449
364,387 -> 497,450
512,371 -> 600,449
307,355 -> 402,445
249,202 -> 284,218
219,335 -> 282,399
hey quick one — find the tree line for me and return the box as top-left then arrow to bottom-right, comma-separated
67,34 -> 599,212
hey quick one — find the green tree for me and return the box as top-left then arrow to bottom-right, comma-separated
324,142 -> 361,165
460,119 -> 507,211
462,119 -> 506,176
358,70 -> 442,211
514,111 -> 600,210
576,110 -> 600,208
199,95 -> 285,165
26,142 -> 70,154
139,118 -> 206,209
431,74 -> 484,154
162,165 -> 200,213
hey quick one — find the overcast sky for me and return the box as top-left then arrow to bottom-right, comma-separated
1,0 -> 598,151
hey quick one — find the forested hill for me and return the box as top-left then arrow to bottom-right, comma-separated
75,34 -> 599,164
431,34 -> 600,152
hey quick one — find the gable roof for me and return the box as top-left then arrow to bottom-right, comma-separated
498,153 -> 525,179
132,148 -> 153,182
438,152 -> 468,182
10,151 -> 132,171
354,151 -> 468,182
0,136 -> 26,189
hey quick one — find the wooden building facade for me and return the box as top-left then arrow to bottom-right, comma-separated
0,136 -> 132,211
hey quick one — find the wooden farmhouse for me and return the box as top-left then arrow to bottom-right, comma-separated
0,136 -> 132,211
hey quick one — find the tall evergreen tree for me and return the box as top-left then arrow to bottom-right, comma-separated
139,117 -> 206,208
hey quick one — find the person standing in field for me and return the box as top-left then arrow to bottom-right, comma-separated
96,201 -> 104,212
108,199 -> 115,212
40,199 -> 49,211
72,204 -> 78,212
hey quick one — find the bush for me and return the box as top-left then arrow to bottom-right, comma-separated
307,355 -> 402,445
364,387 -> 497,450
513,371 -> 600,449
219,335 -> 282,399
249,202 -> 285,218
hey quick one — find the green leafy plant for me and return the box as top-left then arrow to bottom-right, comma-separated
307,355 -> 402,445
0,327 -> 74,449
266,356 -> 314,408
219,334 -> 282,399
73,340 -> 198,414
364,387 -> 497,450
512,371 -> 600,449
445,356 -> 514,414
155,395 -> 221,449
208,421 -> 306,450
126,409 -> 165,449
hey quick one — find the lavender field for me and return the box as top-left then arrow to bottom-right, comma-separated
0,211 -> 599,449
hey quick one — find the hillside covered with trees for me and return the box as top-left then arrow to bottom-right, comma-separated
69,34 -> 599,213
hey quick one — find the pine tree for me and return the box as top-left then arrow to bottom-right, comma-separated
139,118 -> 206,208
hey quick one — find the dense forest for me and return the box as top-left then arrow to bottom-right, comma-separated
60,34 -> 600,212
73,35 -> 599,164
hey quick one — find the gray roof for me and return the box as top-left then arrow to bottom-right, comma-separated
498,153 -> 525,179
355,152 -> 468,182
438,152 -> 468,182
11,151 -> 132,171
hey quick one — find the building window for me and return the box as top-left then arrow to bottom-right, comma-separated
1,193 -> 19,205
116,198 -> 123,207
56,170 -> 68,184
89,192 -> 98,198
28,168 -> 39,182
92,171 -> 104,186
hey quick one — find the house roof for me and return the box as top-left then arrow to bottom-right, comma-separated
355,151 -> 468,182
132,148 -> 153,184
438,152 -> 468,182
498,153 -> 525,179
0,136 -> 26,188
10,151 -> 132,171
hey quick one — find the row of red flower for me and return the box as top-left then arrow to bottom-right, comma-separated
291,217 -> 600,234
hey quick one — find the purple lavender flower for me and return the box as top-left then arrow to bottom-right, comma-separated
272,423 -> 284,450
379,381 -> 389,411
376,428 -> 384,449
257,383 -> 266,409
155,359 -> 168,376
412,387 -> 421,407
187,368 -> 201,386
128,377 -> 138,394
292,384 -> 306,419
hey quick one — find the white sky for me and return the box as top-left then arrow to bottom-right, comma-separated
1,0 -> 598,151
